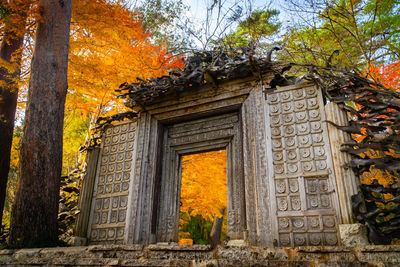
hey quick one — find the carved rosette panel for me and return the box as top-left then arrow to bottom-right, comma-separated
277,214 -> 338,246
88,122 -> 136,244
267,85 -> 339,246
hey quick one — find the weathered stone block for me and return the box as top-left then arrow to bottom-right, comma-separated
146,244 -> 213,260
87,244 -> 144,259
13,248 -> 42,262
339,224 -> 369,247
294,246 -> 356,262
226,239 -> 248,247
354,245 -> 400,263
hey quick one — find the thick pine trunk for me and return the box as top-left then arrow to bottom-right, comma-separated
9,0 -> 72,248
0,31 -> 25,229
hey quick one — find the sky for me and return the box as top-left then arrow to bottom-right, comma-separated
183,0 -> 292,25
128,0 -> 300,49
179,0 -> 296,48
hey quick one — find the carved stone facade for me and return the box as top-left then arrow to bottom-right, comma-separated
75,77 -> 353,247
86,122 -> 137,244
265,85 -> 340,246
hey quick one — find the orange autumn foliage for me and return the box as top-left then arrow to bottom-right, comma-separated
9,132 -> 20,169
359,148 -> 399,189
366,61 -> 400,91
67,0 -> 184,119
180,150 -> 227,221
3,0 -> 184,174
178,238 -> 193,245
62,0 -> 183,170
0,0 -> 39,90
0,0 -> 39,39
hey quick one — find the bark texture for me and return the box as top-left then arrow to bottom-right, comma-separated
209,208 -> 225,247
9,0 -> 72,248
0,31 -> 25,229
0,0 -> 30,229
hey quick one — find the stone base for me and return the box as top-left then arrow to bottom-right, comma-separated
339,223 -> 369,247
1,244 -> 400,266
226,239 -> 249,247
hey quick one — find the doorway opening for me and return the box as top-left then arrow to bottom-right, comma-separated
178,150 -> 227,245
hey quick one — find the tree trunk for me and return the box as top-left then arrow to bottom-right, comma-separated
0,32 -> 25,229
9,0 -> 72,248
209,208 -> 225,247
0,1 -> 29,230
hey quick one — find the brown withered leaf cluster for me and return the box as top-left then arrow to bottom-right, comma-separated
304,65 -> 400,244
115,47 -> 286,107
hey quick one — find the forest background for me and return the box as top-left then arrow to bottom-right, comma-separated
0,0 -> 399,247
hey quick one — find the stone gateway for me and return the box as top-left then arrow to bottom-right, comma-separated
74,65 -> 359,247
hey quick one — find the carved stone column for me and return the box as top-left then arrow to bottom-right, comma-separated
325,102 -> 359,224
73,147 -> 101,245
242,83 -> 273,246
